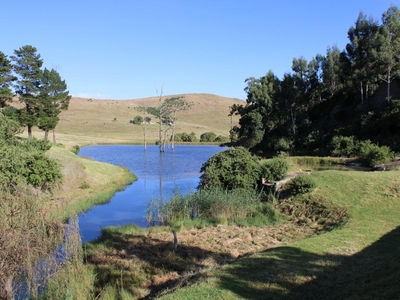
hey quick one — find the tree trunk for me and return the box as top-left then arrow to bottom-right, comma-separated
53,128 -> 56,144
159,105 -> 163,153
44,131 -> 49,140
28,125 -> 32,138
144,122 -> 147,151
172,230 -> 178,252
360,82 -> 364,105
387,66 -> 391,99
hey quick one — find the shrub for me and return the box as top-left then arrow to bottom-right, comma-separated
174,132 -> 198,142
215,135 -> 229,143
188,132 -> 198,142
131,115 -> 143,124
71,145 -> 80,155
198,147 -> 262,190
286,174 -> 317,195
330,135 -> 358,157
262,157 -> 289,182
358,140 -> 394,166
200,131 -> 217,142
80,181 -> 90,189
0,115 -> 62,189
273,137 -> 293,153
25,153 -> 63,189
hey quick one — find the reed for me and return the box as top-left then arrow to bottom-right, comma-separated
147,188 -> 277,227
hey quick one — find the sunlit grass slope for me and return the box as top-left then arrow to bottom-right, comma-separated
46,144 -> 136,220
38,93 -> 243,147
159,170 -> 400,299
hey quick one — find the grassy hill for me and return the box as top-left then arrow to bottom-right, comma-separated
30,93 -> 244,147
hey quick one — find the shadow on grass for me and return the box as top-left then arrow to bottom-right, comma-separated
85,229 -> 231,299
218,226 -> 400,300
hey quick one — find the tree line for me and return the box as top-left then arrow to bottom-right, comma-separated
231,5 -> 400,157
0,45 -> 71,142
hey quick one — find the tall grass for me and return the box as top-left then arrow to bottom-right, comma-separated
287,156 -> 341,166
147,188 -> 277,227
38,218 -> 95,300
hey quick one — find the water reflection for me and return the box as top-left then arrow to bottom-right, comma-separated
77,145 -> 225,243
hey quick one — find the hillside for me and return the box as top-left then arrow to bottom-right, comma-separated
34,93 -> 243,146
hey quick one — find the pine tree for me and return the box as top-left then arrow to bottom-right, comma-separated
11,45 -> 43,137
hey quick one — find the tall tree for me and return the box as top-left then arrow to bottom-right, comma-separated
0,52 -> 15,110
233,71 -> 278,151
11,45 -> 43,137
346,12 -> 380,105
321,46 -> 343,97
37,68 -> 71,142
375,5 -> 400,99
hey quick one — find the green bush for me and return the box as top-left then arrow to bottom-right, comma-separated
71,145 -> 80,155
0,114 -> 62,189
200,131 -> 217,142
286,174 -> 317,195
262,157 -> 289,182
330,135 -> 358,157
131,115 -> 143,124
198,147 -> 262,190
358,140 -> 394,166
215,135 -> 229,143
273,137 -> 293,153
174,132 -> 198,142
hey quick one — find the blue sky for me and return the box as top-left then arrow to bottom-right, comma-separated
1,0 -> 397,100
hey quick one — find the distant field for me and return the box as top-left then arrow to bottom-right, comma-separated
24,93 -> 244,147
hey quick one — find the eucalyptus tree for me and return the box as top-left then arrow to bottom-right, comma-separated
346,12 -> 381,105
0,52 -> 15,110
375,5 -> 400,99
11,45 -> 44,137
37,68 -> 71,142
307,55 -> 324,104
321,46 -> 343,97
232,71 -> 279,152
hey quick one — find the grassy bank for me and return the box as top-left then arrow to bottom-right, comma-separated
46,144 -> 137,221
157,170 -> 400,299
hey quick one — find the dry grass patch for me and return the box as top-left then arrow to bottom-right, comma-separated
85,222 -> 313,299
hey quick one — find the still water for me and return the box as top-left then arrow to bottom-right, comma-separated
77,145 -> 225,243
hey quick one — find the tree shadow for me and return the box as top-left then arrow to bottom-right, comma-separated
218,226 -> 400,299
85,229 -> 232,298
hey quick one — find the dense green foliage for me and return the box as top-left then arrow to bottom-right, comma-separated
357,140 -> 394,166
0,114 -> 62,189
198,147 -> 262,190
200,131 -> 217,142
232,6 -> 400,157
261,157 -> 290,182
285,174 -> 317,196
132,115 -> 143,124
329,136 -> 394,165
174,131 -> 198,142
0,52 -> 14,109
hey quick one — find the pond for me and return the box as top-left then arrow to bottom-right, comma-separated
77,145 -> 225,243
